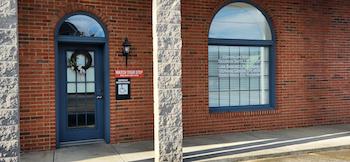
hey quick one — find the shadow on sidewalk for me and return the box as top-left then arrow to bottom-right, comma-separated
183,132 -> 350,161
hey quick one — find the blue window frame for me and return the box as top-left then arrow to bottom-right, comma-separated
208,1 -> 275,112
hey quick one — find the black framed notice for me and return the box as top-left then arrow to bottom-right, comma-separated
116,78 -> 131,100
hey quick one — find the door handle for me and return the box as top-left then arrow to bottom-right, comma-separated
96,95 -> 103,99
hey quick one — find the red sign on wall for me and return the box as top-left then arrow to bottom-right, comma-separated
115,70 -> 144,78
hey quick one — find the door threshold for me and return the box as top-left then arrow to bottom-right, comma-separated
60,139 -> 105,147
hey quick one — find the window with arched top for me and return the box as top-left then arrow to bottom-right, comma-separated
58,14 -> 105,38
208,2 -> 275,112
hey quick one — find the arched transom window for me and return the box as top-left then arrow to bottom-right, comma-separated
58,14 -> 105,38
208,2 -> 275,112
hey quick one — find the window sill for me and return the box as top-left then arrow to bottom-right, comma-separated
209,105 -> 275,113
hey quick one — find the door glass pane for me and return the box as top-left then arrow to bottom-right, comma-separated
86,68 -> 95,81
89,51 -> 95,66
67,68 -> 76,82
66,51 -> 73,65
77,74 -> 85,82
77,83 -> 86,93
68,114 -> 76,127
86,83 -> 95,93
67,83 -> 76,93
77,113 -> 86,126
66,50 -> 96,128
87,113 -> 95,126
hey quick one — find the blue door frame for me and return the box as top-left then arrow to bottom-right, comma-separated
54,12 -> 110,148
58,44 -> 104,142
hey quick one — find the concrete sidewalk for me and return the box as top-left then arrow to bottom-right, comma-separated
21,124 -> 350,162
247,148 -> 350,162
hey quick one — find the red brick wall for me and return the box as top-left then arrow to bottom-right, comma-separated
18,0 -> 350,151
18,0 -> 153,151
182,0 -> 350,136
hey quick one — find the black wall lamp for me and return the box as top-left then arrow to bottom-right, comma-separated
122,37 -> 131,66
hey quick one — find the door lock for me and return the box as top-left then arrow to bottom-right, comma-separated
96,95 -> 103,99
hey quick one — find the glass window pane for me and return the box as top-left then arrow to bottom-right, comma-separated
89,51 -> 94,66
219,78 -> 229,91
67,68 -> 76,82
208,45 -> 271,107
77,83 -> 86,93
209,92 -> 219,107
67,93 -> 95,128
77,73 -> 86,82
209,77 -> 219,92
240,91 -> 249,105
66,51 -> 73,66
261,90 -> 269,104
87,113 -> 95,127
240,47 -> 250,57
209,46 -> 218,61
250,47 -> 260,56
220,91 -> 230,107
67,95 -> 76,112
230,46 -> 240,57
262,62 -> 269,76
250,91 -> 260,105
230,77 -> 239,90
86,67 -> 95,82
218,46 -> 230,59
77,113 -> 86,126
238,47 -> 248,77
230,91 -> 239,106
240,77 -> 249,90
86,83 -> 95,93
59,15 -> 105,37
209,61 -> 218,76
261,47 -> 269,61
209,2 -> 272,40
67,83 -> 76,93
86,95 -> 95,112
250,77 -> 260,90
261,75 -> 269,91
68,114 -> 77,127
76,54 -> 86,67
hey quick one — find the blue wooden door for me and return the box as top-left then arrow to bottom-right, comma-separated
58,44 -> 104,142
